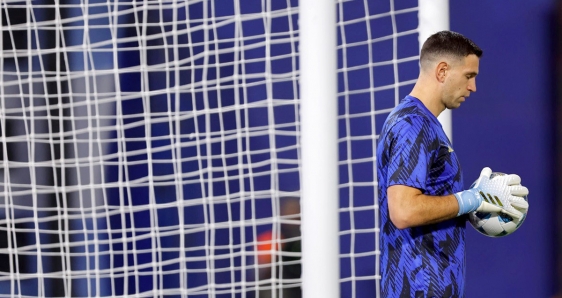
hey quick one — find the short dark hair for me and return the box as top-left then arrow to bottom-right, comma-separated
420,30 -> 483,69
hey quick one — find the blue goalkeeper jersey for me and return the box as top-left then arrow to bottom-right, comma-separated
376,95 -> 466,297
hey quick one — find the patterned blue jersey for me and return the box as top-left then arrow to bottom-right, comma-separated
376,96 -> 466,297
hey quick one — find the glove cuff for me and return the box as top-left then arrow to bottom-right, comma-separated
454,189 -> 482,217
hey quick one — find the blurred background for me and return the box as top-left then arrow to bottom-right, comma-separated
451,1 -> 558,297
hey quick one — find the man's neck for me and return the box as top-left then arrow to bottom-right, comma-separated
409,80 -> 445,117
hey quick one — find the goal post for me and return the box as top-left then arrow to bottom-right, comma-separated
299,1 -> 339,298
419,0 -> 451,141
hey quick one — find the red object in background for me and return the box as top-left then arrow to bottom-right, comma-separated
256,230 -> 284,264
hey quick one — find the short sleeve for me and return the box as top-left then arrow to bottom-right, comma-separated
385,115 -> 438,192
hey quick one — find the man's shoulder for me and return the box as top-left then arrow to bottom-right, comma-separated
385,103 -> 432,132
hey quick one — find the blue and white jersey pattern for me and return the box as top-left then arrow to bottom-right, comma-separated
376,96 -> 466,297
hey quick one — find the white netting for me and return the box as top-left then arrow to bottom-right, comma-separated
0,0 -> 420,297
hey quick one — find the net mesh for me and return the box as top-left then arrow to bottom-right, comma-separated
0,0 -> 419,297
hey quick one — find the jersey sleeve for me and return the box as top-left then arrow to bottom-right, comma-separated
385,115 -> 438,192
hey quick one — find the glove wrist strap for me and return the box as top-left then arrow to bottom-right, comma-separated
454,189 -> 481,217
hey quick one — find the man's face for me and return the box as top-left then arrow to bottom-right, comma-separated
442,54 -> 480,109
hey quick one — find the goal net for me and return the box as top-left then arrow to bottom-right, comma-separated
0,0 -> 424,297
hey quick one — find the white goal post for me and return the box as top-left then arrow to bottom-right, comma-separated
299,1 -> 339,298
0,1 -> 448,297
419,0 -> 451,141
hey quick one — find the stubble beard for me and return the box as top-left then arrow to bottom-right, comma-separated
443,98 -> 461,110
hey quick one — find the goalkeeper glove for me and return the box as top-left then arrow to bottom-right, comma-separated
453,167 -> 529,219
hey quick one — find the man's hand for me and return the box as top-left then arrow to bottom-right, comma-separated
454,167 -> 529,219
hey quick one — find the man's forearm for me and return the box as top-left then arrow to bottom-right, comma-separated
387,185 -> 459,229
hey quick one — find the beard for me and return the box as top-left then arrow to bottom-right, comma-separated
443,96 -> 464,110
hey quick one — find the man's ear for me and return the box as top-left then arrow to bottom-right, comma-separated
435,61 -> 448,83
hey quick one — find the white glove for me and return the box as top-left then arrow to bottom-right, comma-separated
454,167 -> 529,219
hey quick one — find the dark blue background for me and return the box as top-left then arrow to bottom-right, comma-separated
451,1 -> 557,296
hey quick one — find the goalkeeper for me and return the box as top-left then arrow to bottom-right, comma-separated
376,31 -> 529,297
